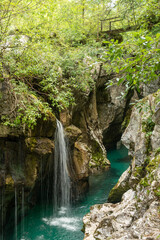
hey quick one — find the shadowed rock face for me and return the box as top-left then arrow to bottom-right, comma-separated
96,81 -> 135,149
0,80 -> 57,232
0,132 -> 56,230
83,91 -> 160,240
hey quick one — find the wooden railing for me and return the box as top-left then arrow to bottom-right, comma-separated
100,17 -> 138,34
100,17 -> 122,32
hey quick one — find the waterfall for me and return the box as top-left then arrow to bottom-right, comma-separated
53,120 -> 71,211
21,186 -> 25,235
1,186 -> 4,240
15,186 -> 17,240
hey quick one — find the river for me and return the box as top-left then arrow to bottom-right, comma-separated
8,144 -> 130,240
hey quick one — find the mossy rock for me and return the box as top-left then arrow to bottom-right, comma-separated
24,154 -> 38,188
108,183 -> 130,203
25,137 -> 54,155
90,140 -> 110,171
154,186 -> 160,199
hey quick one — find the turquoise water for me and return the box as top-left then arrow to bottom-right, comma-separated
10,145 -> 130,240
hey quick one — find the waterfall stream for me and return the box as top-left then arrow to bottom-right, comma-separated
1,186 -> 4,240
6,144 -> 130,240
15,186 -> 17,240
53,120 -> 71,211
21,186 -> 25,235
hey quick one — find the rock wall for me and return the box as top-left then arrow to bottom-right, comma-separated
0,77 -> 109,233
83,90 -> 160,240
96,83 -> 133,149
71,88 -> 110,174
0,80 -> 57,234
1,71 -> 159,237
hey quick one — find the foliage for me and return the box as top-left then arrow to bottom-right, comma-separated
1,80 -> 53,129
104,31 -> 160,96
0,0 -> 160,128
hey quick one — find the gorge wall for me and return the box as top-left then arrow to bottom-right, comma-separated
83,90 -> 160,240
0,68 -> 129,233
0,69 -> 159,236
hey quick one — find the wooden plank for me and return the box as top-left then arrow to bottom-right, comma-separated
110,19 -> 122,23
100,16 -> 121,21
101,25 -> 138,34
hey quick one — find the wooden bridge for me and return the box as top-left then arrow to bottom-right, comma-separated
100,17 -> 138,34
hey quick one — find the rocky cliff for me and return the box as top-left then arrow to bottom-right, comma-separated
0,69 -> 129,234
0,68 -> 159,236
83,90 -> 160,240
0,80 -> 57,232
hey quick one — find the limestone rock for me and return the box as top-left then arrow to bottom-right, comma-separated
73,141 -> 90,179
65,125 -> 82,142
83,91 -> 160,240
108,166 -> 131,203
97,82 -> 134,148
72,87 -> 110,174
25,137 -> 54,155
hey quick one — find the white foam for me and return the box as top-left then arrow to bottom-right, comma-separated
58,207 -> 67,215
36,236 -> 45,240
43,216 -> 80,232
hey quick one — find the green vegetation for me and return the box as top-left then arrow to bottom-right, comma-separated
138,155 -> 160,196
108,181 -> 130,203
104,32 -> 160,97
142,115 -> 155,154
0,0 -> 160,128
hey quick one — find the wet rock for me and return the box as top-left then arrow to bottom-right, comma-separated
25,137 -> 54,155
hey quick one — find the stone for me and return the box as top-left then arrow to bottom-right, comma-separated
83,91 -> 160,240
65,125 -> 82,142
108,166 -> 131,203
25,137 -> 54,155
97,82 -> 134,148
73,141 -> 90,179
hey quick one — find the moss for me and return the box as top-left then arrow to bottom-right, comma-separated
138,155 -> 159,188
142,116 -> 155,133
90,151 -> 108,169
146,155 -> 160,173
92,152 -> 104,163
142,115 -> 155,154
108,182 -> 130,203
133,166 -> 143,177
154,186 -> 160,199
154,89 -> 160,105
25,137 -> 37,152
140,177 -> 150,187
90,140 -> 109,170
147,189 -> 150,195
121,108 -> 132,131
133,157 -> 149,180
5,175 -> 14,186
155,147 -> 160,156
45,110 -> 55,120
